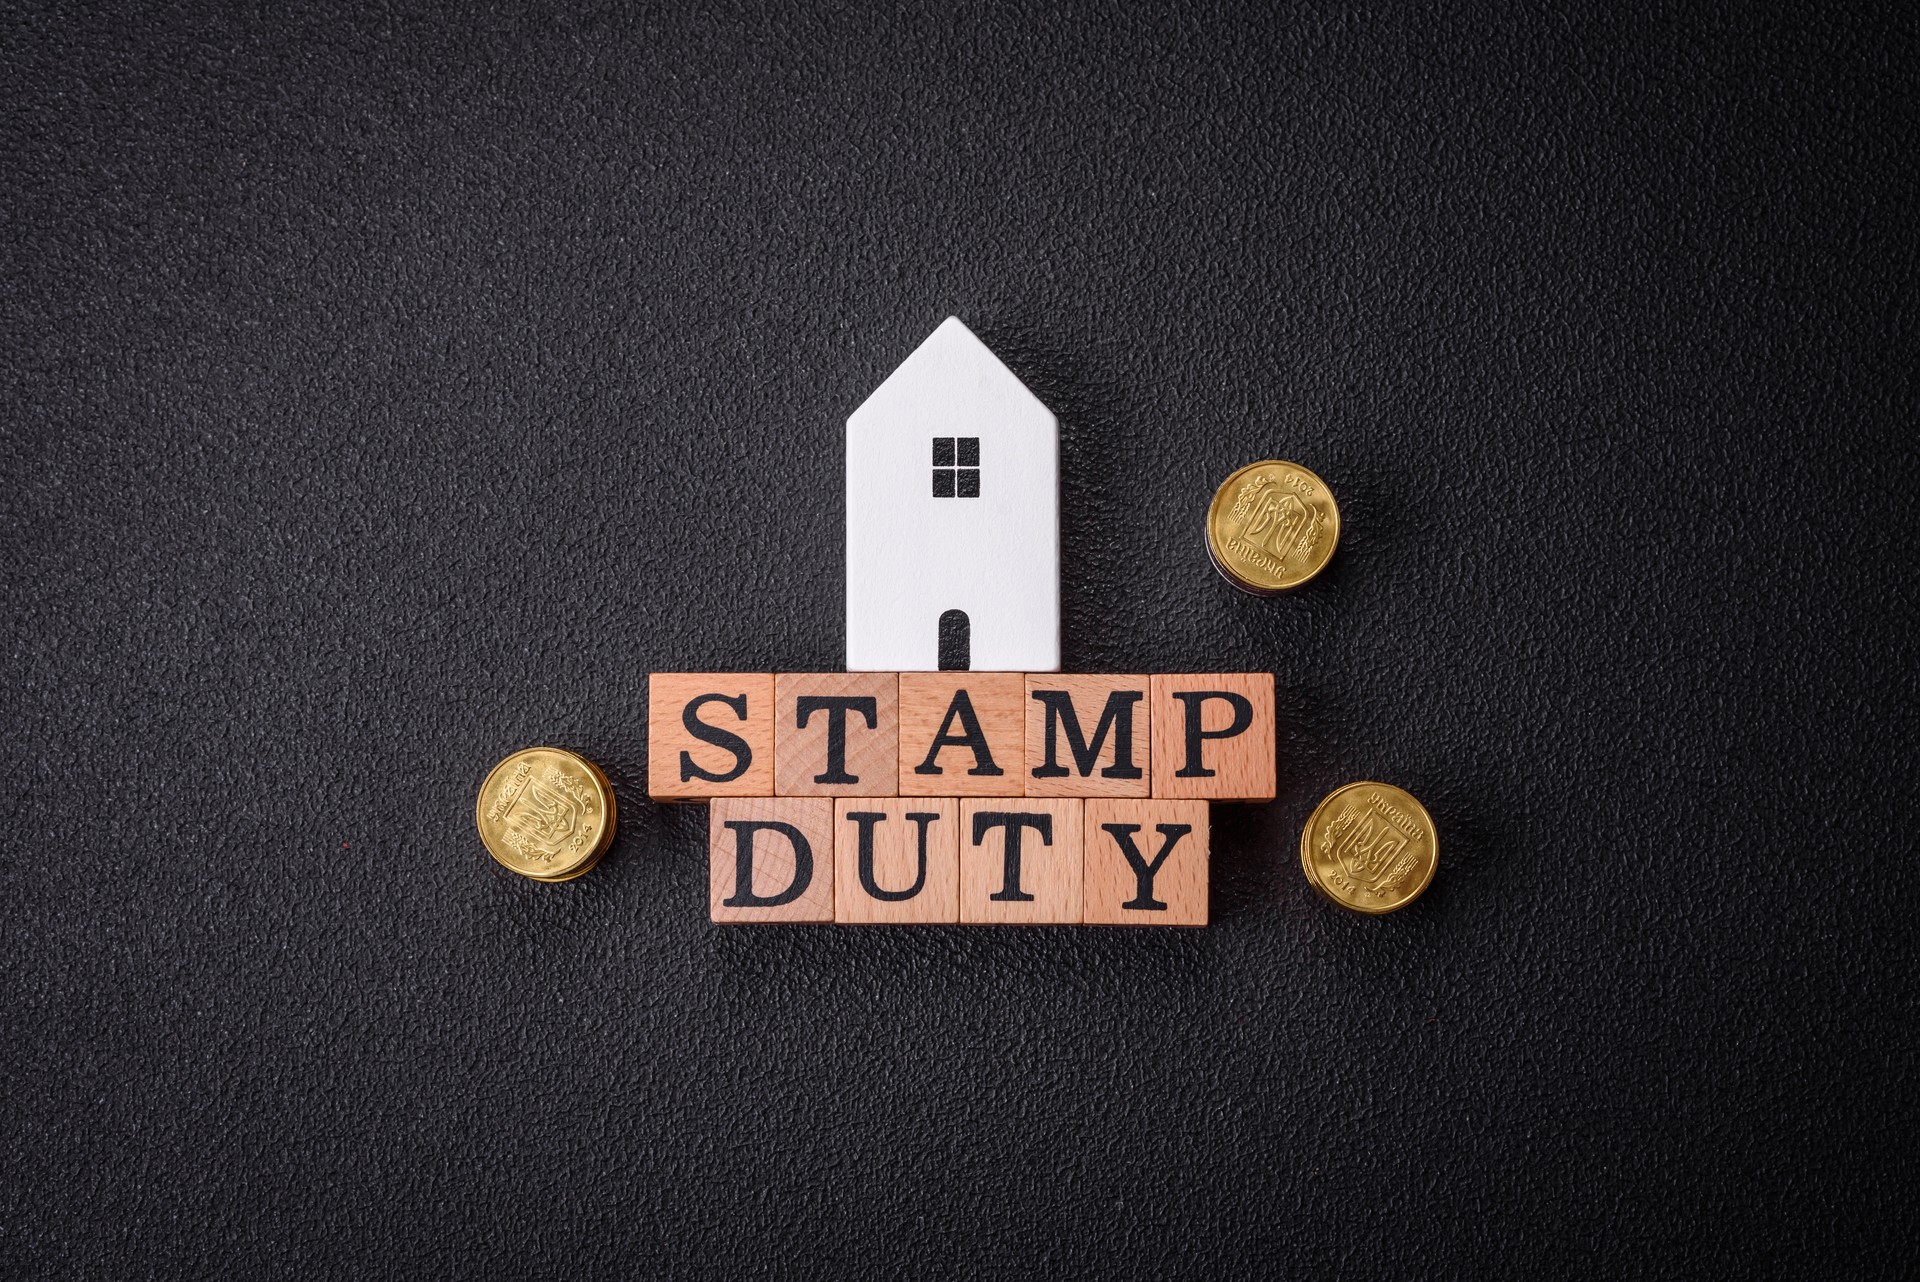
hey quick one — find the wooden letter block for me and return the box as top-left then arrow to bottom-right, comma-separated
958,799 -> 1083,924
648,673 -> 775,802
774,673 -> 899,797
833,798 -> 960,924
709,797 -> 834,923
1149,673 -> 1276,801
1082,799 -> 1210,927
897,672 -> 1026,797
1023,675 -> 1151,797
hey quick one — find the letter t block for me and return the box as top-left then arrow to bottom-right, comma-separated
775,673 -> 900,797
959,799 -> 1084,924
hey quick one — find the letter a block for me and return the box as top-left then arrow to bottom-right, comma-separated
1023,675 -> 1151,797
1082,799 -> 1210,926
649,673 -> 775,802
775,673 -> 899,797
709,797 -> 835,923
834,798 -> 960,924
1148,673 -> 1276,801
959,799 -> 1083,924
898,672 -> 1026,797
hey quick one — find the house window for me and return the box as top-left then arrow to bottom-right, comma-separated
932,437 -> 980,498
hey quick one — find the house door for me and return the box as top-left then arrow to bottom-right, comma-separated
938,610 -> 970,671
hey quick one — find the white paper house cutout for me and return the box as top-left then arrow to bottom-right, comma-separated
845,317 -> 1060,673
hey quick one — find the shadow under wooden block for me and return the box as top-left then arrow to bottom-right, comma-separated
648,673 -> 775,802
898,672 -> 1026,797
1022,674 -> 1151,798
833,798 -> 959,924
958,798 -> 1083,924
1148,673 -> 1277,801
774,672 -> 899,797
1082,799 -> 1210,926
709,797 -> 835,923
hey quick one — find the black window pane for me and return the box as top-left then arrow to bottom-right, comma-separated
932,469 -> 956,498
932,437 -> 955,466
956,437 -> 979,466
956,468 -> 980,498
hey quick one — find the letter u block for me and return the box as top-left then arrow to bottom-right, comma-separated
833,798 -> 959,924
649,674 -> 775,801
1023,675 -> 1151,797
710,797 -> 835,923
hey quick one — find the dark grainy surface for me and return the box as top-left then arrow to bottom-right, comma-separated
3,2 -> 1916,1277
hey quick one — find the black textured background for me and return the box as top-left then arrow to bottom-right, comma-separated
5,3 -> 1916,1278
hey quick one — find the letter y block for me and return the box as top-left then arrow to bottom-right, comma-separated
1082,799 -> 1210,926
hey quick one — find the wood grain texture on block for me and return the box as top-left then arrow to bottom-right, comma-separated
709,797 -> 834,923
958,798 -> 1083,924
833,798 -> 960,924
648,673 -> 775,802
1148,673 -> 1277,801
774,672 -> 899,797
898,672 -> 1026,796
1022,674 -> 1151,797
1082,799 -> 1210,926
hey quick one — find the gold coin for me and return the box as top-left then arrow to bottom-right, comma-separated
475,747 -> 616,881
1205,460 -> 1341,593
1300,781 -> 1437,914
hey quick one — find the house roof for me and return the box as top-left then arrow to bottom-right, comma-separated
847,317 -> 1054,437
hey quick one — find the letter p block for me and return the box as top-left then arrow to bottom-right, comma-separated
1148,673 -> 1276,801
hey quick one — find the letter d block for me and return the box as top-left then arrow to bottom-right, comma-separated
649,674 -> 776,801
710,797 -> 834,923
1083,799 -> 1210,926
1149,673 -> 1276,801
959,799 -> 1083,924
1023,675 -> 1151,798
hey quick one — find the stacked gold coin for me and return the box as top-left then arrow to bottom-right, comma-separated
1300,781 -> 1437,914
1205,460 -> 1341,594
475,747 -> 617,882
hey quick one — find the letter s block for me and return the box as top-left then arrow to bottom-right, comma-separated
649,673 -> 776,802
1083,799 -> 1209,926
1148,674 -> 1276,801
710,797 -> 835,923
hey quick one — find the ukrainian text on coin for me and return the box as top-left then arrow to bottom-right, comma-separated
475,747 -> 616,881
1205,460 -> 1340,593
1300,781 -> 1436,914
